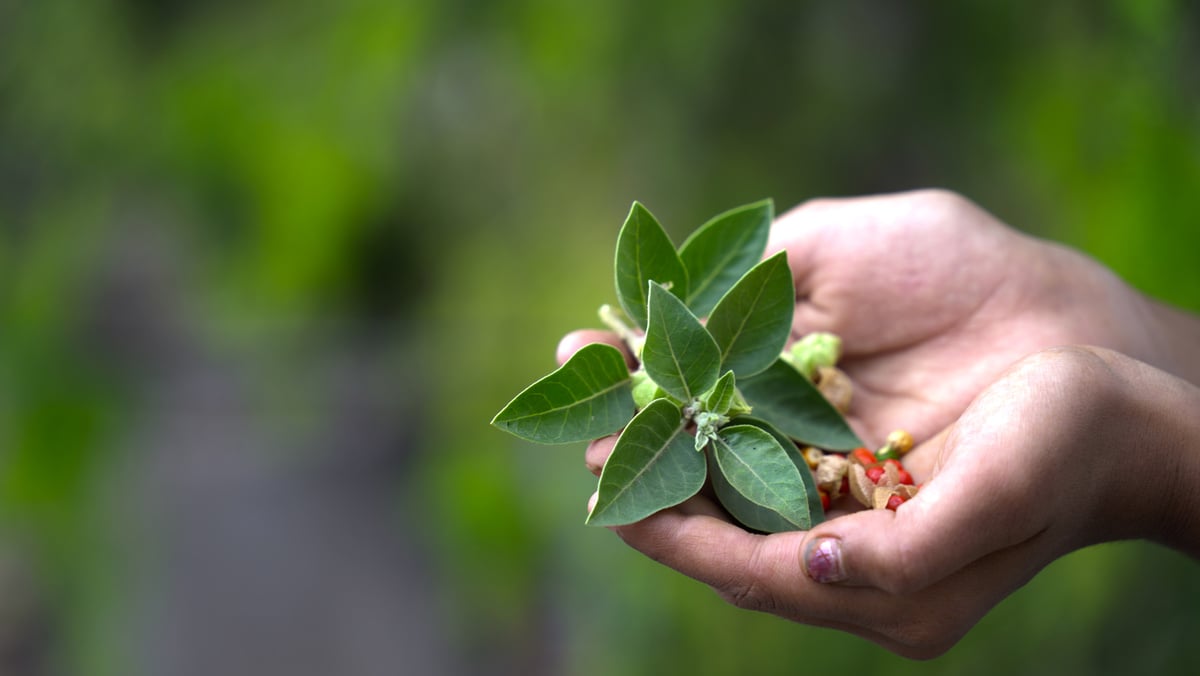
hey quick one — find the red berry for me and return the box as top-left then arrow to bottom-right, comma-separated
851,447 -> 878,467
883,459 -> 915,485
819,489 -> 831,511
885,494 -> 906,511
865,465 -> 885,484
839,475 -> 850,495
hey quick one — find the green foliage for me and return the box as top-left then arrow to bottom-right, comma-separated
643,282 -> 721,402
740,358 -> 863,450
706,251 -> 795,377
710,425 -> 815,530
586,399 -> 706,527
491,343 -> 635,444
493,200 -> 860,532
615,203 -> 690,329
679,199 -> 774,316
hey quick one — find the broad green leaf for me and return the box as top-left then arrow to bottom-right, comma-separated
614,202 -> 689,329
701,371 -> 737,415
643,283 -> 720,402
491,343 -> 634,444
738,359 -> 863,450
711,424 -> 813,530
705,252 -> 794,377
679,199 -> 773,316
732,416 -> 824,526
587,399 -> 706,526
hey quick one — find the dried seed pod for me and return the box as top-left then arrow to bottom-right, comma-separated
815,453 -> 849,499
815,366 -> 853,413
848,462 -> 875,508
881,459 -> 902,487
873,483 -> 920,510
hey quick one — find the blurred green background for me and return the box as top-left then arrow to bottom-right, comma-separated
2,1 -> 1198,674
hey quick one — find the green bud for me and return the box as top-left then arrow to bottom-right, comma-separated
726,388 -> 753,417
631,369 -> 660,409
788,332 -> 842,380
693,411 -> 728,451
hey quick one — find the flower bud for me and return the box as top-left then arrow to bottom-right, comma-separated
787,332 -> 842,380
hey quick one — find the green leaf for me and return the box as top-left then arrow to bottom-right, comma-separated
710,424 -> 813,531
491,343 -> 634,444
701,370 -> 737,415
587,399 -> 707,527
705,251 -> 794,377
643,282 -> 721,402
679,199 -> 773,316
732,416 -> 824,527
738,359 -> 863,450
614,202 -> 689,329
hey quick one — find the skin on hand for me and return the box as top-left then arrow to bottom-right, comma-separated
557,189 -> 1200,658
577,347 -> 1200,658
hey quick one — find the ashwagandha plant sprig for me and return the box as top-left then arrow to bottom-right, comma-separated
491,200 -> 865,532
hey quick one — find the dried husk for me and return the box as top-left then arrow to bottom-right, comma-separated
848,462 -> 875,507
802,446 -> 824,470
873,483 -> 921,510
815,366 -> 853,413
815,454 -> 849,500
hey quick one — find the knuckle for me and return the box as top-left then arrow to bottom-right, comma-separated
721,576 -> 766,611
716,545 -> 776,613
875,543 -> 926,596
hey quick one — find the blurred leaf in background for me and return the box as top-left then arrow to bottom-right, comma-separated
1,0 -> 1198,675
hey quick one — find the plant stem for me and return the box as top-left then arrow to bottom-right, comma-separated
599,304 -> 645,359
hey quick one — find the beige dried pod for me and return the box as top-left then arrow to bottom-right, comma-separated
815,454 -> 849,499
873,484 -> 921,510
815,366 -> 853,413
881,460 -> 902,487
848,463 -> 875,508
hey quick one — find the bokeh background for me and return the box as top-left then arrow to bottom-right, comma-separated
2,1 -> 1199,674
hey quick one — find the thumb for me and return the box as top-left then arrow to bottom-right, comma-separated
800,438 -> 1040,594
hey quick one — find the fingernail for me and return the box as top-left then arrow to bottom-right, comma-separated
804,537 -> 846,584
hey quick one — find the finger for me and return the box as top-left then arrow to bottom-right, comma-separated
584,435 -> 618,476
606,503 -> 774,597
799,433 -> 1041,595
557,330 -> 634,368
767,199 -> 859,339
767,198 -> 843,298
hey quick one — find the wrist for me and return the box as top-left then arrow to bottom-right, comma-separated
1099,351 -> 1200,557
1144,298 -> 1200,388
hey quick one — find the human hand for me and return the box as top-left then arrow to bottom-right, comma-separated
581,347 -> 1200,658
559,189 -> 1200,656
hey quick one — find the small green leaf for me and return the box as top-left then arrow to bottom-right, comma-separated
706,251 -> 794,377
643,283 -> 721,402
701,371 -> 737,415
587,399 -> 707,526
679,199 -> 773,316
492,343 -> 634,444
710,425 -> 813,530
738,359 -> 863,450
614,202 -> 689,329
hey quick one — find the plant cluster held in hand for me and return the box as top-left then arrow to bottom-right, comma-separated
492,200 -> 918,532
